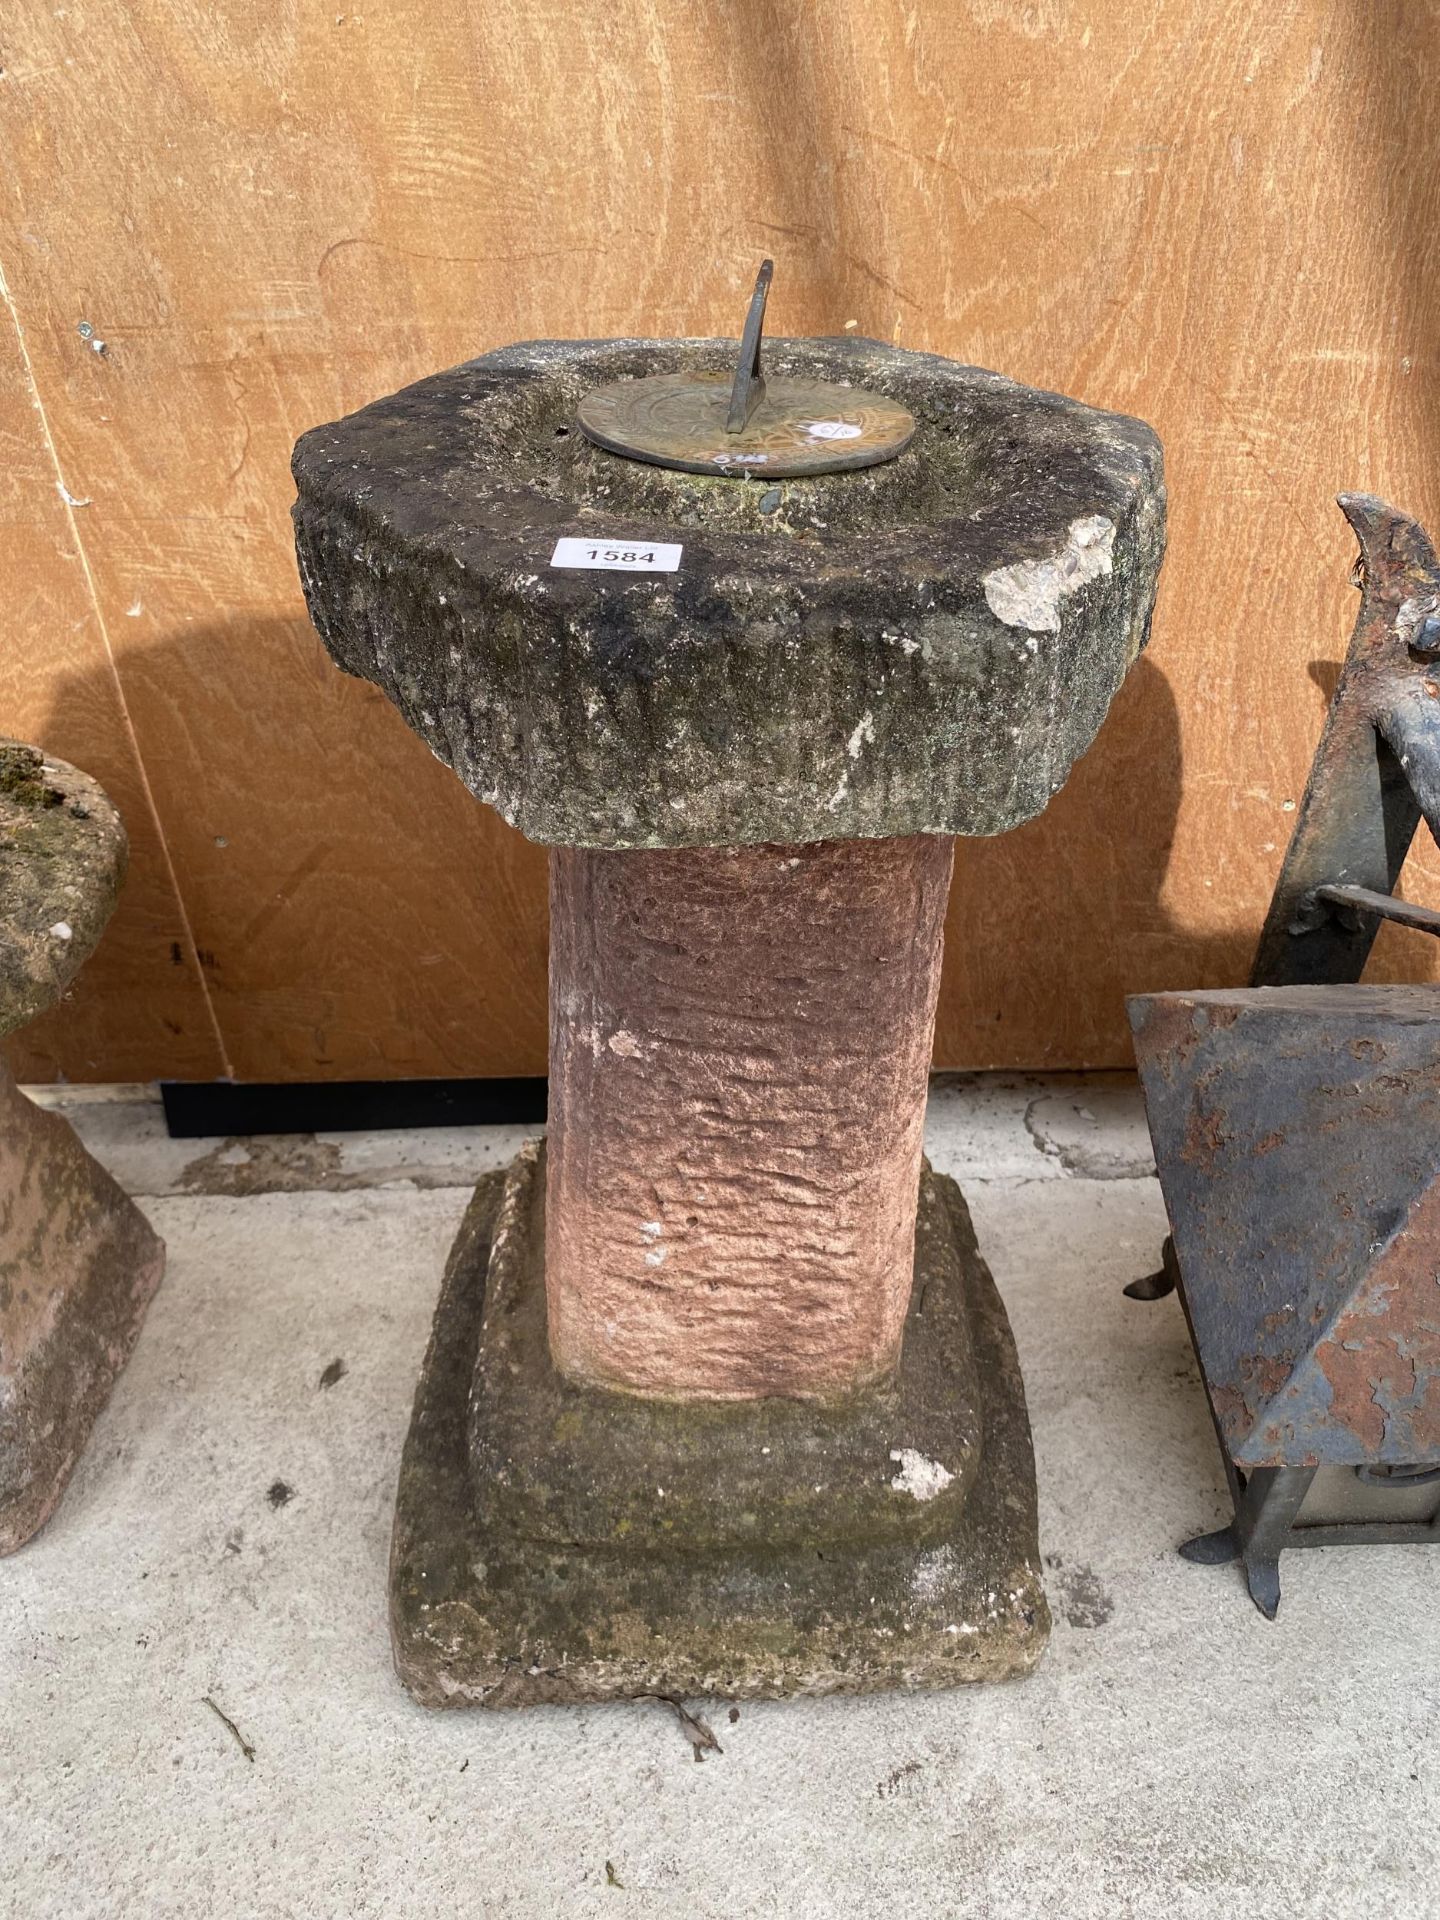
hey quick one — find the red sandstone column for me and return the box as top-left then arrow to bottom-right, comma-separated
544,834 -> 955,1401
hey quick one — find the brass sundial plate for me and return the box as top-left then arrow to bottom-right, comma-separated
577,370 -> 916,479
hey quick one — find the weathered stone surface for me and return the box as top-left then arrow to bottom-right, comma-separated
545,834 -> 953,1398
293,335 -> 1165,850
0,742 -> 128,1036
1,740 -> 162,1553
390,1151 -> 1048,1706
0,1060 -> 164,1554
473,1142 -> 981,1552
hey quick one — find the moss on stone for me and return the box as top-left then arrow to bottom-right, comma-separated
0,742 -> 127,1038
0,745 -> 65,811
470,1144 -> 983,1555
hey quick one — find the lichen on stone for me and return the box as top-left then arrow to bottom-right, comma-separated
0,742 -> 127,1037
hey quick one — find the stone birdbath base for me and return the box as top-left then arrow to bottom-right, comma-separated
293,325 -> 1165,1706
391,1148 -> 1044,1705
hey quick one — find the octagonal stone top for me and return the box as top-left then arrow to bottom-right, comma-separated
292,336 -> 1165,849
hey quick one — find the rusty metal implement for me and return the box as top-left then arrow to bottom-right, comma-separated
1128,494 -> 1440,1618
577,260 -> 915,478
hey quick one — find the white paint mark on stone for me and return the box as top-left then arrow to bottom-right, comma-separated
982,513 -> 1116,635
846,711 -> 875,760
890,1448 -> 954,1501
126,600 -> 143,617
48,921 -> 73,941
639,1220 -> 663,1240
643,1247 -> 667,1267
56,482 -> 91,508
607,1031 -> 643,1058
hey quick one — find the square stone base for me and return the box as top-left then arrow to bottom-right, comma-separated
390,1148 -> 1048,1707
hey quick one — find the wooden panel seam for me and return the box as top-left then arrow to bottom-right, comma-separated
0,243 -> 235,1080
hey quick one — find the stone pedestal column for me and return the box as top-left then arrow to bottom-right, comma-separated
292,329 -> 1167,1706
546,834 -> 954,1399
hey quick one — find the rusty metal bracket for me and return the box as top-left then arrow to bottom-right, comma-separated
1131,984 -> 1440,1615
1250,492 -> 1440,983
1128,495 -> 1440,1617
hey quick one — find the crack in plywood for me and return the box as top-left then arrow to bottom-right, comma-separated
0,246 -> 234,1081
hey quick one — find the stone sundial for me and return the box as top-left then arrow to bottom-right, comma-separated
292,263 -> 1166,1706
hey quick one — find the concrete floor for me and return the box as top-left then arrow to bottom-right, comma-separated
4,1074 -> 1439,1919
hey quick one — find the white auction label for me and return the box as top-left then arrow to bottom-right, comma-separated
550,537 -> 682,573
806,420 -> 864,441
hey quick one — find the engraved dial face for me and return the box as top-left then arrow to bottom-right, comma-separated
577,370 -> 916,478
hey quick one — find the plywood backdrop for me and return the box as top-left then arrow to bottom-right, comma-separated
4,0 -> 1440,1083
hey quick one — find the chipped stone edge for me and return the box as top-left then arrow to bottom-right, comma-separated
982,514 -> 1117,635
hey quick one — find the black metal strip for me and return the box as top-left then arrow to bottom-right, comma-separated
160,1076 -> 548,1139
1284,1518 -> 1440,1549
1314,883 -> 1440,938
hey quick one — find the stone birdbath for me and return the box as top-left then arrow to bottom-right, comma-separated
0,742 -> 165,1553
292,267 -> 1165,1705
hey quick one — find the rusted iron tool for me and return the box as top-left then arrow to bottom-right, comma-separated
1128,495 -> 1440,1617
